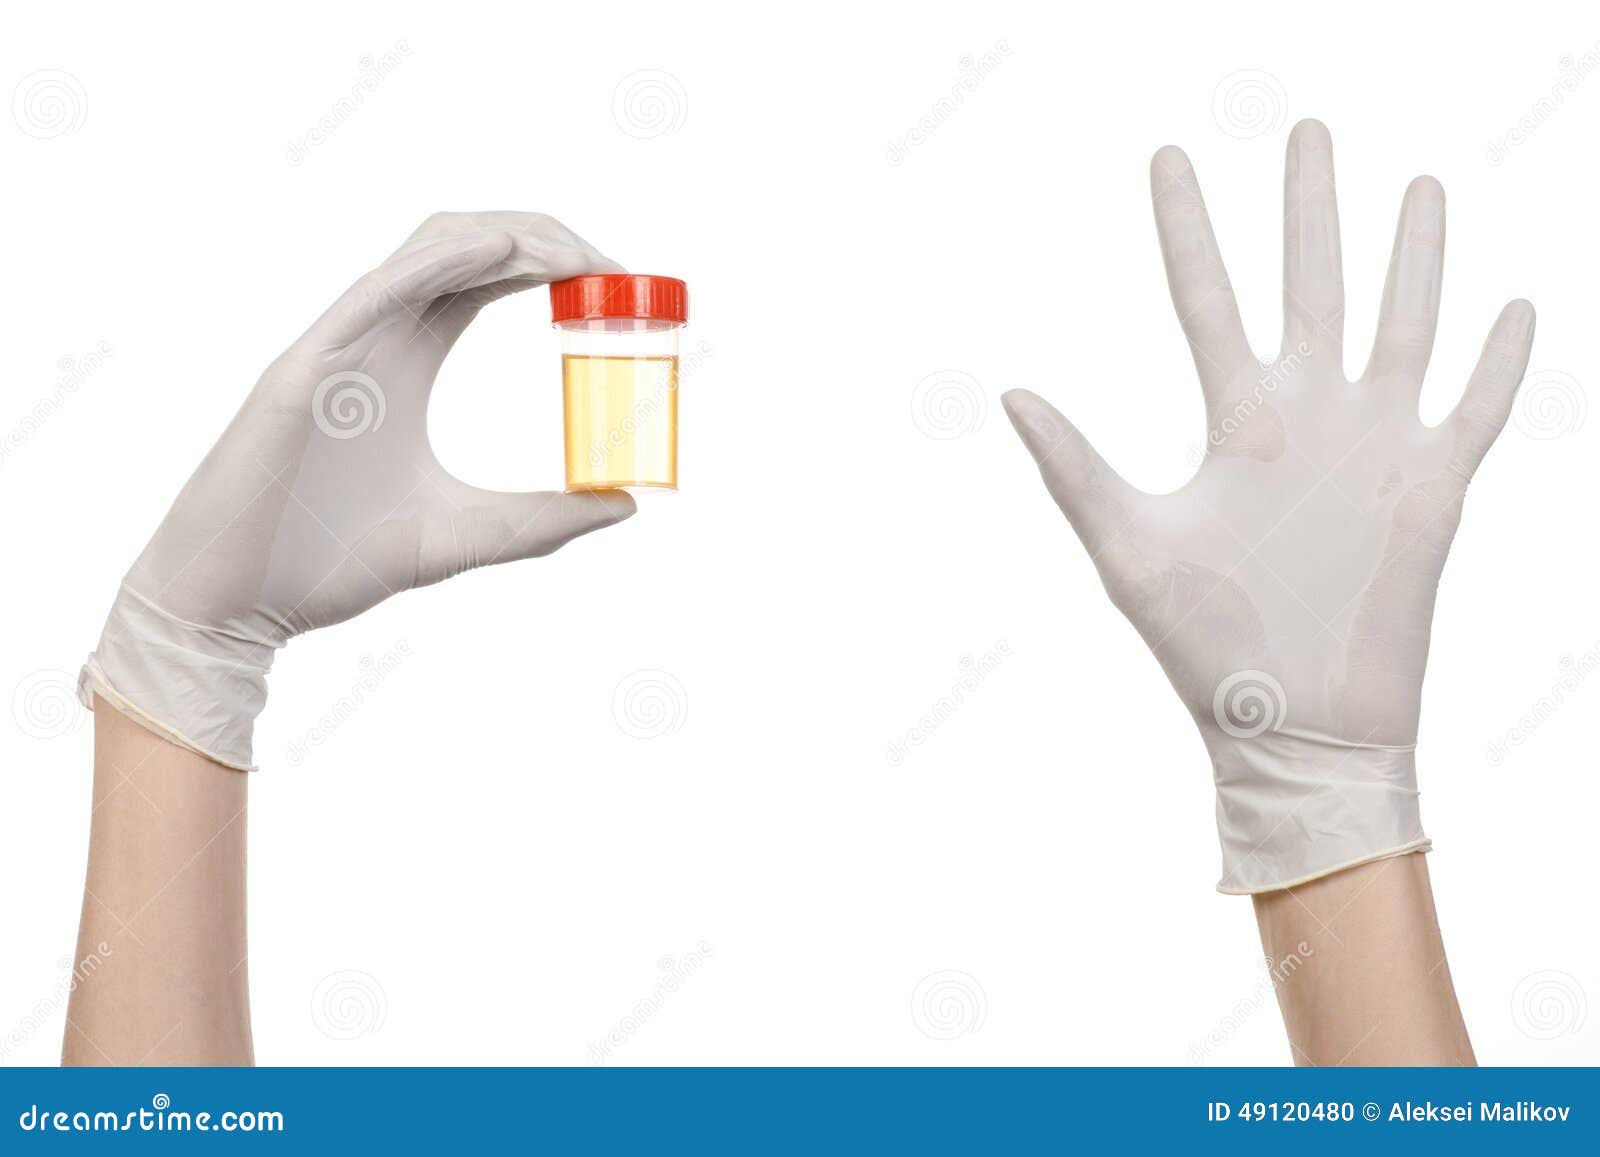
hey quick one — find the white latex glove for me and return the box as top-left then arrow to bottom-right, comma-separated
1003,121 -> 1535,893
81,212 -> 636,770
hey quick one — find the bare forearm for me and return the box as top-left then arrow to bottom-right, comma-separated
1253,853 -> 1472,1066
63,696 -> 253,1066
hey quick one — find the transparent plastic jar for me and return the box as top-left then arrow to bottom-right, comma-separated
550,273 -> 688,491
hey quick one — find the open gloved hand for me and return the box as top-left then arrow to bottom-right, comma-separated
1003,121 -> 1535,893
81,212 -> 635,771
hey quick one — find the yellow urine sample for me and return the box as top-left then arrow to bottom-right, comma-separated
562,354 -> 678,491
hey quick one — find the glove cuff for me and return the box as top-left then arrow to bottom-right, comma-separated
79,585 -> 276,772
1209,730 -> 1429,895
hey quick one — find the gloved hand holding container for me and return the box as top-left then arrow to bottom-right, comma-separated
551,273 -> 688,491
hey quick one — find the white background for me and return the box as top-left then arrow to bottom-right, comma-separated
3,0 -> 1597,1066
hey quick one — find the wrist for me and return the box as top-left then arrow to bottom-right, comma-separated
1208,729 -> 1428,894
80,584 -> 275,772
1252,853 -> 1473,1065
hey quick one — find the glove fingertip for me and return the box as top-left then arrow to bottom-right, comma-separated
1001,389 -> 1068,464
1497,298 -> 1536,344
568,488 -> 637,528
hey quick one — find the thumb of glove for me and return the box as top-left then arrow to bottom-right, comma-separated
419,489 -> 637,585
